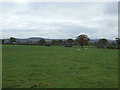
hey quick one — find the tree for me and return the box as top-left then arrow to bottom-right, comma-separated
51,40 -> 55,45
27,40 -> 32,45
76,34 -> 90,47
67,39 -> 74,43
115,38 -> 120,49
51,40 -> 62,45
0,39 -> 2,44
9,37 -> 16,44
97,38 -> 108,48
2,39 -> 4,44
37,39 -> 46,45
58,40 -> 63,45
62,40 -> 67,46
67,39 -> 74,45
52,40 -> 57,45
17,41 -> 20,45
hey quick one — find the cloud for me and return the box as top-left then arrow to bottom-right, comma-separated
0,2 -> 118,39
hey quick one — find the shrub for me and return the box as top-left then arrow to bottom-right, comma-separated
45,43 -> 51,46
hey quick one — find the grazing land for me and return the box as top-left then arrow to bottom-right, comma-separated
2,45 -> 118,88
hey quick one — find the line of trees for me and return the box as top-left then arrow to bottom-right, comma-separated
94,38 -> 120,49
2,34 -> 120,49
2,34 -> 90,47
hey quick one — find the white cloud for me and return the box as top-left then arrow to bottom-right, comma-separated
0,2 -> 118,39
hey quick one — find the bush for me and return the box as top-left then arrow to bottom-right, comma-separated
64,43 -> 73,47
45,43 -> 51,46
106,44 -> 117,49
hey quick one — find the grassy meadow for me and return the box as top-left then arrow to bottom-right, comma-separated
2,45 -> 118,88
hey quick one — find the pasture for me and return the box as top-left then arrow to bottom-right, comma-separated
2,45 -> 118,88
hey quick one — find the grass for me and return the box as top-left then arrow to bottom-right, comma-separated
2,45 -> 118,88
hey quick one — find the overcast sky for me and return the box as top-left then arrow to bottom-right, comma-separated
0,2 -> 118,39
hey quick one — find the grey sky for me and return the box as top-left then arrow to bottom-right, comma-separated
0,2 -> 118,39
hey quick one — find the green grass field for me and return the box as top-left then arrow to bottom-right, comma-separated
2,45 -> 118,88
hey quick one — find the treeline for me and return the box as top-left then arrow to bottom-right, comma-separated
1,35 -> 90,47
94,38 -> 120,49
1,34 -> 120,49
2,38 -> 77,47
